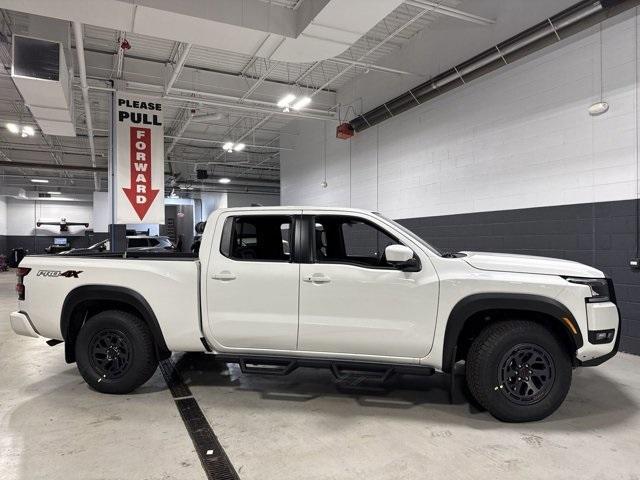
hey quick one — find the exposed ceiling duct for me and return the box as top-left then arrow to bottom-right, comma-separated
349,0 -> 628,132
9,17 -> 76,137
0,0 -> 405,64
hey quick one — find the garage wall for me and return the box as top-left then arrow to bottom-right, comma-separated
280,10 -> 640,354
226,192 -> 280,207
282,11 -> 639,215
4,198 -> 96,254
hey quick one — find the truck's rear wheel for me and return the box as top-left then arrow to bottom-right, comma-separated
465,320 -> 572,422
75,310 -> 158,394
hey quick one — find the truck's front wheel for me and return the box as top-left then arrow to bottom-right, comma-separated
465,320 -> 572,422
75,310 -> 158,394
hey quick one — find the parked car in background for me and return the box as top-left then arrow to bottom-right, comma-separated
60,236 -> 176,255
126,236 -> 176,252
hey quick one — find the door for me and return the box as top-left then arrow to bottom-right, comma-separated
298,213 -> 439,359
205,210 -> 301,352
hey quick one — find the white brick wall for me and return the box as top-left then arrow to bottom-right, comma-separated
0,197 -> 7,235
281,9 -> 640,220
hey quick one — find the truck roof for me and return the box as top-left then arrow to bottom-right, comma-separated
217,206 -> 377,215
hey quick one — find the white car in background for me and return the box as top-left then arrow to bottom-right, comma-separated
10,207 -> 620,422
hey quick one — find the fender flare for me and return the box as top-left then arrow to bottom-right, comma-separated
441,293 -> 583,373
60,285 -> 170,363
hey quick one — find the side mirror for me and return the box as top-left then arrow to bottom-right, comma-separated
385,244 -> 419,271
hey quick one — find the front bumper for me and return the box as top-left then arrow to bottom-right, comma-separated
9,311 -> 40,338
576,301 -> 620,366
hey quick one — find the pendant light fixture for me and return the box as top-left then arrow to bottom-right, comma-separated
589,23 -> 609,116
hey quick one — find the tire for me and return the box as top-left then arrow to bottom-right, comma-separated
465,320 -> 572,422
75,310 -> 158,394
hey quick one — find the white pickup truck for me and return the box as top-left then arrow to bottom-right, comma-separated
10,207 -> 620,422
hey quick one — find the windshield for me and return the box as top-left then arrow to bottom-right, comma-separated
374,213 -> 442,256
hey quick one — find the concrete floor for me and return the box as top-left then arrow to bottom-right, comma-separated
1,270 -> 639,480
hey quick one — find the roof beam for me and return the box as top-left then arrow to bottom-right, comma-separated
404,1 -> 495,25
165,42 -> 192,94
329,57 -> 421,76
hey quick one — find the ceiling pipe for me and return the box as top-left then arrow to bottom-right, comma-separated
0,159 -> 107,173
164,134 -> 292,150
168,86 -> 332,116
72,21 -> 100,191
80,79 -> 336,120
0,162 -> 278,188
351,0 -> 609,131
184,177 -> 279,188
88,82 -> 336,120
114,31 -> 126,79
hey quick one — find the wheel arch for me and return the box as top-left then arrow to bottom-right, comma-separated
60,285 -> 170,363
442,293 -> 582,373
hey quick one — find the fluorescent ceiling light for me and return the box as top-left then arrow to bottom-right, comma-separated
218,177 -> 231,184
47,191 -> 61,195
222,141 -> 234,152
277,93 -> 296,109
233,143 -> 245,152
31,178 -> 49,183
22,125 -> 35,136
292,96 -> 311,111
6,123 -> 19,134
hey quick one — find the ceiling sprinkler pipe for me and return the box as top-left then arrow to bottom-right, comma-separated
351,0 -> 607,131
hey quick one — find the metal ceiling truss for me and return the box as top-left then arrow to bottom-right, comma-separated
0,0 -> 487,192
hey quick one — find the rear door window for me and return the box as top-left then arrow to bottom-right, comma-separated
220,215 -> 293,262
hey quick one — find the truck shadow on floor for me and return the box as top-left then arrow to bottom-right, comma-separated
173,352 -> 637,429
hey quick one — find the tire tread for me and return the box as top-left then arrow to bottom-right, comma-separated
75,310 -> 158,394
466,320 -> 571,422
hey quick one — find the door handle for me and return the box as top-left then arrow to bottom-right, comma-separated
211,271 -> 237,281
303,274 -> 331,283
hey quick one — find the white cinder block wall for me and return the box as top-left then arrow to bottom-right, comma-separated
0,197 -> 7,235
281,9 -> 640,220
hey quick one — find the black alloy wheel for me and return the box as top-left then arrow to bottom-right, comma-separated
497,343 -> 555,406
88,329 -> 132,379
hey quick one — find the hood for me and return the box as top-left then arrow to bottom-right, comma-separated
461,251 -> 604,278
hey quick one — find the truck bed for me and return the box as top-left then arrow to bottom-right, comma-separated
19,253 -> 204,352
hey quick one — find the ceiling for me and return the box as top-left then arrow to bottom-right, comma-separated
0,0 -> 571,198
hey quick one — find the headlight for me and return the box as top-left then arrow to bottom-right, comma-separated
565,277 -> 610,303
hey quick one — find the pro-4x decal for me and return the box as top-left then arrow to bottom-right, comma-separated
37,270 -> 83,278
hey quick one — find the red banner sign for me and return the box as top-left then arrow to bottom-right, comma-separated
122,127 -> 159,220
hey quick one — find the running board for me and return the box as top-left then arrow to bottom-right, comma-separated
215,354 -> 435,380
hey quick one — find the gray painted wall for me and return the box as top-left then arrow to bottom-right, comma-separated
399,199 -> 640,355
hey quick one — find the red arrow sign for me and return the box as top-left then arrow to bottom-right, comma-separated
122,127 -> 159,220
